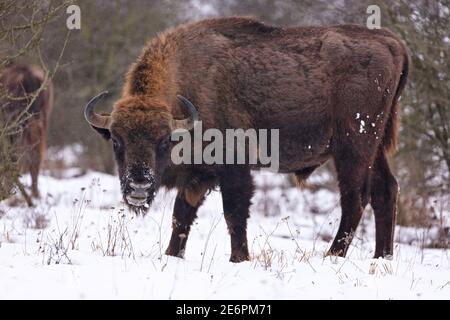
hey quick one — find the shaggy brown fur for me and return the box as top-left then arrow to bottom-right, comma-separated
88,16 -> 409,262
0,64 -> 53,198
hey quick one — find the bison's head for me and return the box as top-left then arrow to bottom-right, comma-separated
84,92 -> 197,214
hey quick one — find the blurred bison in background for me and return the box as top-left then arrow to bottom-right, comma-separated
0,64 -> 53,199
84,17 -> 409,262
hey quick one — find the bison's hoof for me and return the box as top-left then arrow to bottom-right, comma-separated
325,249 -> 345,258
229,252 -> 250,263
373,252 -> 393,260
165,248 -> 185,259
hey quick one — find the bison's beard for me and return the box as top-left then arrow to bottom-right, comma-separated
121,183 -> 156,216
119,166 -> 158,216
124,195 -> 151,216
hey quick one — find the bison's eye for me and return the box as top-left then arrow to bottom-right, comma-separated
157,135 -> 170,153
112,138 -> 122,151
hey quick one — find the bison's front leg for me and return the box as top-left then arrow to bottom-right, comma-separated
219,167 -> 254,263
165,188 -> 206,258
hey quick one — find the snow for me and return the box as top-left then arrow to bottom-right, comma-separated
0,170 -> 449,300
359,120 -> 366,133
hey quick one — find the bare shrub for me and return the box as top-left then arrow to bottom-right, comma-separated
41,227 -> 72,265
91,209 -> 135,258
39,190 -> 89,264
23,208 -> 50,229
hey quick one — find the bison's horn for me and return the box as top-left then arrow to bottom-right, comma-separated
172,95 -> 199,130
84,91 -> 111,129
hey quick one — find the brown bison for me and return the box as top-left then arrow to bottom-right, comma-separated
0,64 -> 53,199
84,17 -> 409,262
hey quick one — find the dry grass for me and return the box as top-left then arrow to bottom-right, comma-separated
251,217 -> 316,273
23,208 -> 50,229
39,190 -> 89,264
199,216 -> 221,272
91,208 -> 135,259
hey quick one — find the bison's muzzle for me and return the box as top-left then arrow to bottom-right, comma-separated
122,166 -> 157,213
126,181 -> 154,207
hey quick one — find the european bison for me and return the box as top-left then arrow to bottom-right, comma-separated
84,17 -> 409,262
0,64 -> 53,199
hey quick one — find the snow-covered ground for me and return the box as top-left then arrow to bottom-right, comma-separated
0,170 -> 449,299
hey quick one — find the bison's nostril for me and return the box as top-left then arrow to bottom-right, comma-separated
129,182 -> 152,190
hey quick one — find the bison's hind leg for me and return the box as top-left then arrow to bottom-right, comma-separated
30,169 -> 40,198
29,148 -> 41,198
370,149 -> 398,258
327,144 -> 373,257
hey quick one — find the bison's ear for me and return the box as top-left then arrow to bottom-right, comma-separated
91,125 -> 111,140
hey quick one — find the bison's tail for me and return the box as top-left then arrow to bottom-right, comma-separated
383,47 -> 410,154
